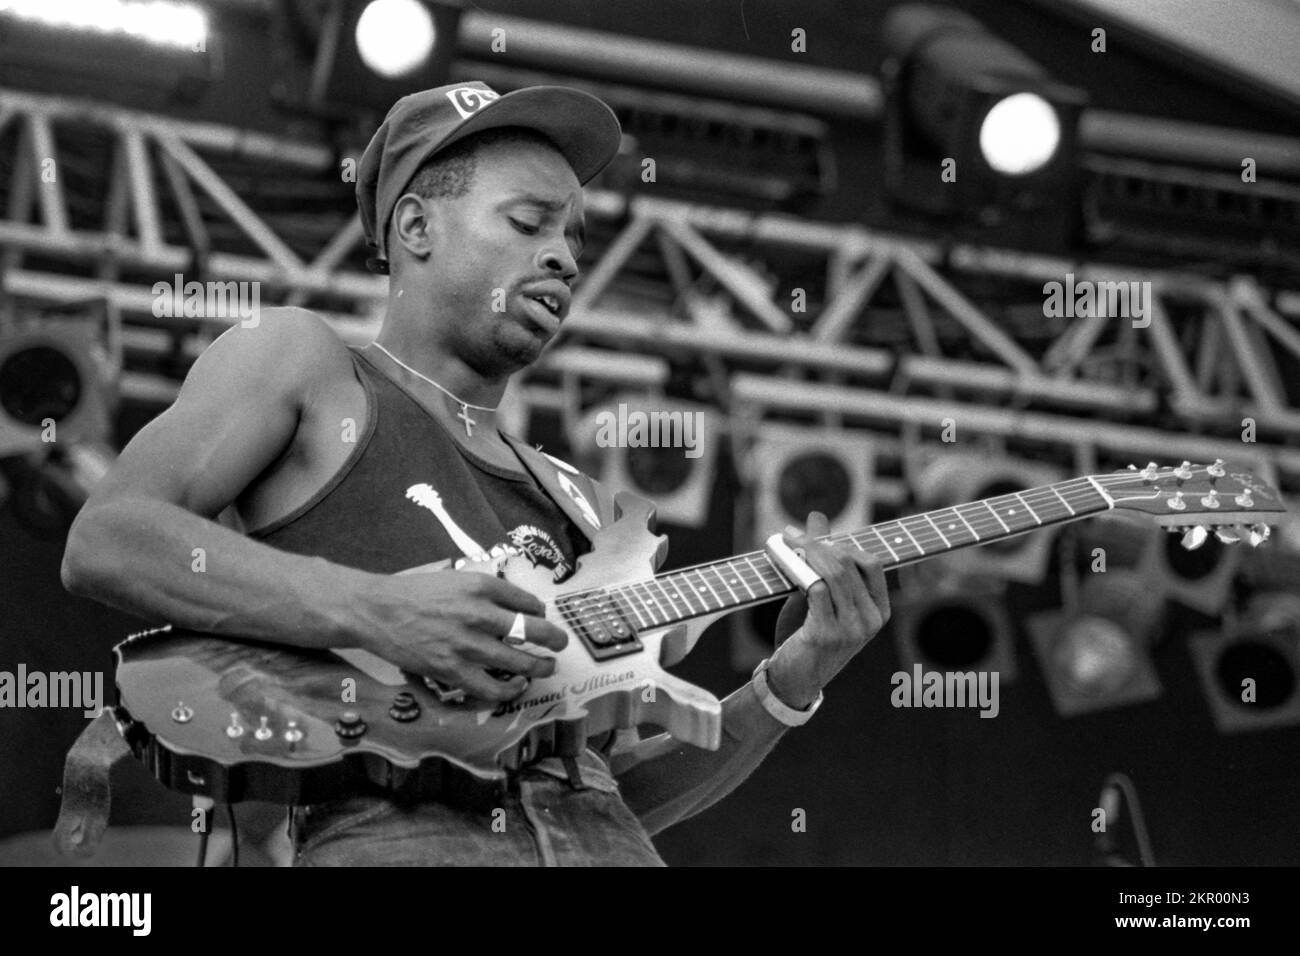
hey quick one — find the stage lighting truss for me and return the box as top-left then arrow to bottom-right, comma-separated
0,319 -> 116,456
1,89 -> 1300,515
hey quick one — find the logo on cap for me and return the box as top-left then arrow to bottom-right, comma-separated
445,86 -> 500,120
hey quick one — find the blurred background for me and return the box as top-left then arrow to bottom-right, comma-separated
1,0 -> 1299,865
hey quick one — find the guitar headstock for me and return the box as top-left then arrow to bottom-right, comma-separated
1099,459 -> 1287,549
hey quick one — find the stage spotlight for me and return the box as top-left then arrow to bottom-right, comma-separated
311,0 -> 462,112
1027,574 -> 1163,718
746,425 -> 877,549
355,0 -> 437,79
892,586 -> 1018,683
570,395 -> 720,529
978,92 -> 1060,176
881,4 -> 1085,247
0,0 -> 208,50
0,323 -> 115,457
1190,593 -> 1300,734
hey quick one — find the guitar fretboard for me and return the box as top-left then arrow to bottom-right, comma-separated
556,476 -> 1112,636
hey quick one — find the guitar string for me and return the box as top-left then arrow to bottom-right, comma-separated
546,469 -> 1259,630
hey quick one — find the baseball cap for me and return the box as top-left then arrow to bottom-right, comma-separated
357,80 -> 623,274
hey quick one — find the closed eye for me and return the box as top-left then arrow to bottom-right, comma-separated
510,218 -> 539,235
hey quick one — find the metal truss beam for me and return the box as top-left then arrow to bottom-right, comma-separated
2,88 -> 1298,493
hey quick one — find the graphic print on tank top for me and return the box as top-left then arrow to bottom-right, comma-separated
405,480 -> 574,581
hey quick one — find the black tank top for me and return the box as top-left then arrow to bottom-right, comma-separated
249,347 -> 586,582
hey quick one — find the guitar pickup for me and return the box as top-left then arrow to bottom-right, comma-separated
559,592 -> 642,660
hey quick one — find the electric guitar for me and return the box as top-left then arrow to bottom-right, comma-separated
111,460 -> 1286,806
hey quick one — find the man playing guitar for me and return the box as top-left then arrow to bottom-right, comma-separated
61,81 -> 891,865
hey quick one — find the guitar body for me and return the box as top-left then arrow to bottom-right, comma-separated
113,494 -> 726,806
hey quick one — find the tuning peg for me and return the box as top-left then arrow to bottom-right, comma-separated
1248,527 -> 1267,548
1215,527 -> 1241,544
1207,458 -> 1227,478
1235,489 -> 1254,508
1200,489 -> 1220,509
1181,526 -> 1209,550
1126,463 -> 1138,470
1166,491 -> 1186,511
1140,462 -> 1159,482
1173,460 -> 1193,480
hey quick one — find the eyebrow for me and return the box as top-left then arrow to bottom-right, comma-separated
500,193 -> 586,252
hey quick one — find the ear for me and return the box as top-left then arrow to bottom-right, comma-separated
390,192 -> 439,264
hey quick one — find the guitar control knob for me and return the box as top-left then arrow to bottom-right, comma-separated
335,711 -> 367,739
1208,458 -> 1227,478
389,692 -> 421,722
1235,489 -> 1254,508
1167,491 -> 1186,511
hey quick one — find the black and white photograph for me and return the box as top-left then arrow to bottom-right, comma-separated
0,0 -> 1297,917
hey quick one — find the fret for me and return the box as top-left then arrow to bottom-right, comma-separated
1049,484 -> 1077,516
612,589 -> 650,630
923,512 -> 951,549
981,500 -> 1011,534
652,578 -> 684,620
871,526 -> 900,562
949,506 -> 981,542
1012,492 -> 1042,526
704,564 -> 741,607
727,560 -> 758,600
686,568 -> 724,610
897,519 -> 927,555
879,522 -> 923,559
665,573 -> 701,615
628,582 -> 664,626
746,554 -> 787,594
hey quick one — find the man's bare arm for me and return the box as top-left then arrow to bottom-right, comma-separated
61,309 -> 565,701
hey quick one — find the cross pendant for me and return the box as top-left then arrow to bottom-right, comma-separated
456,403 -> 477,437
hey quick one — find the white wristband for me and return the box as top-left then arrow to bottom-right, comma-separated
752,657 -> 823,727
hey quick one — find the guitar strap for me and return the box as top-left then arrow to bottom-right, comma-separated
501,435 -> 619,543
52,708 -> 132,857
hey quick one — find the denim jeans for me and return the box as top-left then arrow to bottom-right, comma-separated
291,749 -> 665,867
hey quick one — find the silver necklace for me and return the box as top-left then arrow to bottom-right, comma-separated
369,341 -> 496,437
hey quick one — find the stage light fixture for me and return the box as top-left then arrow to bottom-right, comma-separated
0,0 -> 208,50
977,92 -> 1060,176
310,0 -> 462,113
881,4 -> 1086,247
0,323 -> 115,457
570,394 -> 720,529
892,586 -> 1018,683
1027,573 -> 1164,718
354,0 -> 437,79
1190,593 -> 1300,734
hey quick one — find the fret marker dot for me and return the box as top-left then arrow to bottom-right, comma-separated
894,537 -> 903,544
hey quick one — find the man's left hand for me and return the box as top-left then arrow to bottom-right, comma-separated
766,511 -> 891,709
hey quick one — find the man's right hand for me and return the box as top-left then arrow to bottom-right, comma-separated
360,571 -> 569,703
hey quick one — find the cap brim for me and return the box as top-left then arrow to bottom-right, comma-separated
430,86 -> 622,185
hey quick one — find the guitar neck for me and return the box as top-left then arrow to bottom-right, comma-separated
558,476 -> 1114,632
